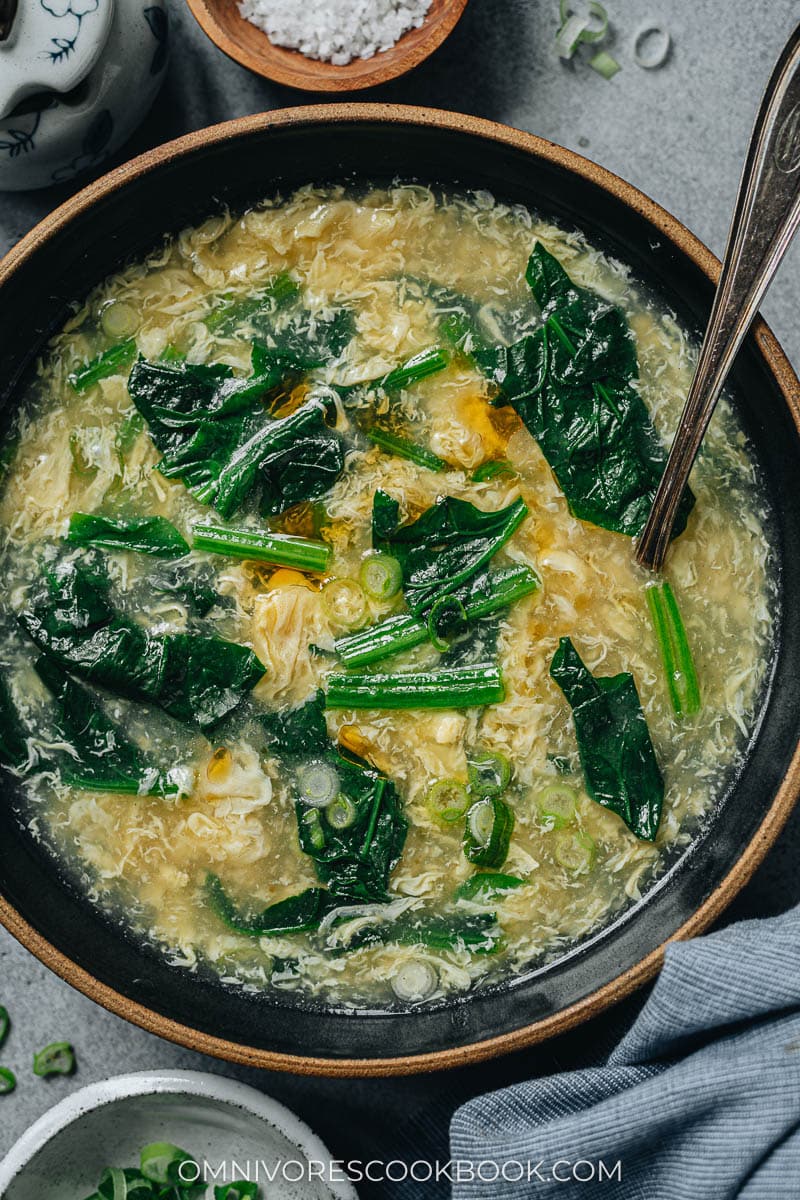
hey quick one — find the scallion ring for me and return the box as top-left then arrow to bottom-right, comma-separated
589,49 -> 621,78
0,1004 -> 9,1049
554,830 -> 596,874
633,23 -> 671,69
32,1041 -> 75,1077
326,794 -> 357,830
468,749 -> 512,797
359,553 -> 403,601
537,782 -> 578,829
426,594 -> 468,652
321,578 -> 368,630
0,1067 -> 15,1095
555,12 -> 589,58
296,760 -> 340,808
426,778 -> 471,825
100,300 -> 140,340
391,960 -> 439,1003
559,0 -> 608,40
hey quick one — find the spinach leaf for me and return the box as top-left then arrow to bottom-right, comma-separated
253,307 -> 355,368
205,874 -> 334,936
477,243 -> 694,538
129,351 -> 345,519
67,513 -> 190,558
335,907 -> 502,955
150,561 -> 220,616
550,636 -> 663,840
18,553 -> 264,731
262,692 -> 408,905
205,272 -> 300,335
372,490 -> 528,618
34,655 -> 173,795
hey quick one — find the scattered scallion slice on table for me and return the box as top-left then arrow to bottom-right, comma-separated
0,1067 -> 16,1095
633,23 -> 671,69
646,580 -> 701,716
326,663 -> 505,711
33,1041 -> 75,1076
192,523 -> 330,572
463,795 -> 515,869
0,1004 -> 9,1048
68,339 -> 137,394
589,49 -> 621,78
555,0 -> 609,58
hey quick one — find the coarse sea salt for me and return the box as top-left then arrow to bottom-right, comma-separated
238,0 -> 433,66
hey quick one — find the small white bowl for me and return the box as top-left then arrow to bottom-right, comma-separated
0,1069 -> 358,1199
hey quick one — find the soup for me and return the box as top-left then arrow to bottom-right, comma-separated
0,186 -> 773,1008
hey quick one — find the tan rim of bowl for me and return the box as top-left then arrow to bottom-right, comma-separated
1,105 -> 799,1077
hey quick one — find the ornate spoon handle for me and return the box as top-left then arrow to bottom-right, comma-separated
636,22 -> 800,571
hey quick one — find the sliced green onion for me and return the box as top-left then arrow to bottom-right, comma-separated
556,12 -> 590,58
359,553 -> 403,601
391,960 -> 438,1002
68,339 -> 137,393
301,807 -> 326,851
296,760 -> 339,807
464,795 -> 515,869
646,580 -> 701,716
215,1185 -> 260,1200
326,794 -> 357,829
367,426 -> 447,472
380,345 -> 449,391
427,595 -> 468,652
326,663 -> 505,711
100,300 -> 139,340
33,1041 -> 75,1076
559,0 -> 608,40
554,830 -> 596,873
455,872 -> 524,902
0,1067 -> 15,1095
321,578 -> 367,630
192,523 -> 330,572
140,1142 -> 199,1185
471,459 -> 516,483
633,23 -> 671,69
537,782 -> 578,829
426,778 -> 471,825
589,49 -> 621,78
334,563 -> 540,668
0,1004 -> 9,1049
468,749 -> 512,797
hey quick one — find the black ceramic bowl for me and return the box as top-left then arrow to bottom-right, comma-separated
1,106 -> 799,1076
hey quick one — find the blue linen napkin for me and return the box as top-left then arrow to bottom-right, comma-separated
450,904 -> 800,1197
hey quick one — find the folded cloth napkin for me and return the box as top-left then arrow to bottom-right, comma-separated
450,904 -> 800,1198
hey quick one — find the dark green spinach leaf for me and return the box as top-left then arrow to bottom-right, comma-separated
18,553 -> 264,731
205,874 -> 334,936
372,490 -> 528,618
67,513 -> 189,558
477,243 -> 694,538
550,636 -> 663,840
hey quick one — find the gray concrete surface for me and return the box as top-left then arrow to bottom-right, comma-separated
1,0 -> 800,1193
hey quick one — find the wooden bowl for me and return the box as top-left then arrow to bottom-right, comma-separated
184,0 -> 469,92
1,106 -> 800,1077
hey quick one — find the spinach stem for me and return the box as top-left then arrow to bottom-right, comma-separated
68,339 -> 137,394
646,581 -> 701,716
326,663 -> 505,710
334,564 -> 539,668
367,427 -> 447,471
192,523 -> 330,572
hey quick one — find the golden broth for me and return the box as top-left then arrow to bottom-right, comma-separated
0,186 -> 774,1007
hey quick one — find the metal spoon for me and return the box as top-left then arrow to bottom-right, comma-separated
636,21 -> 800,572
